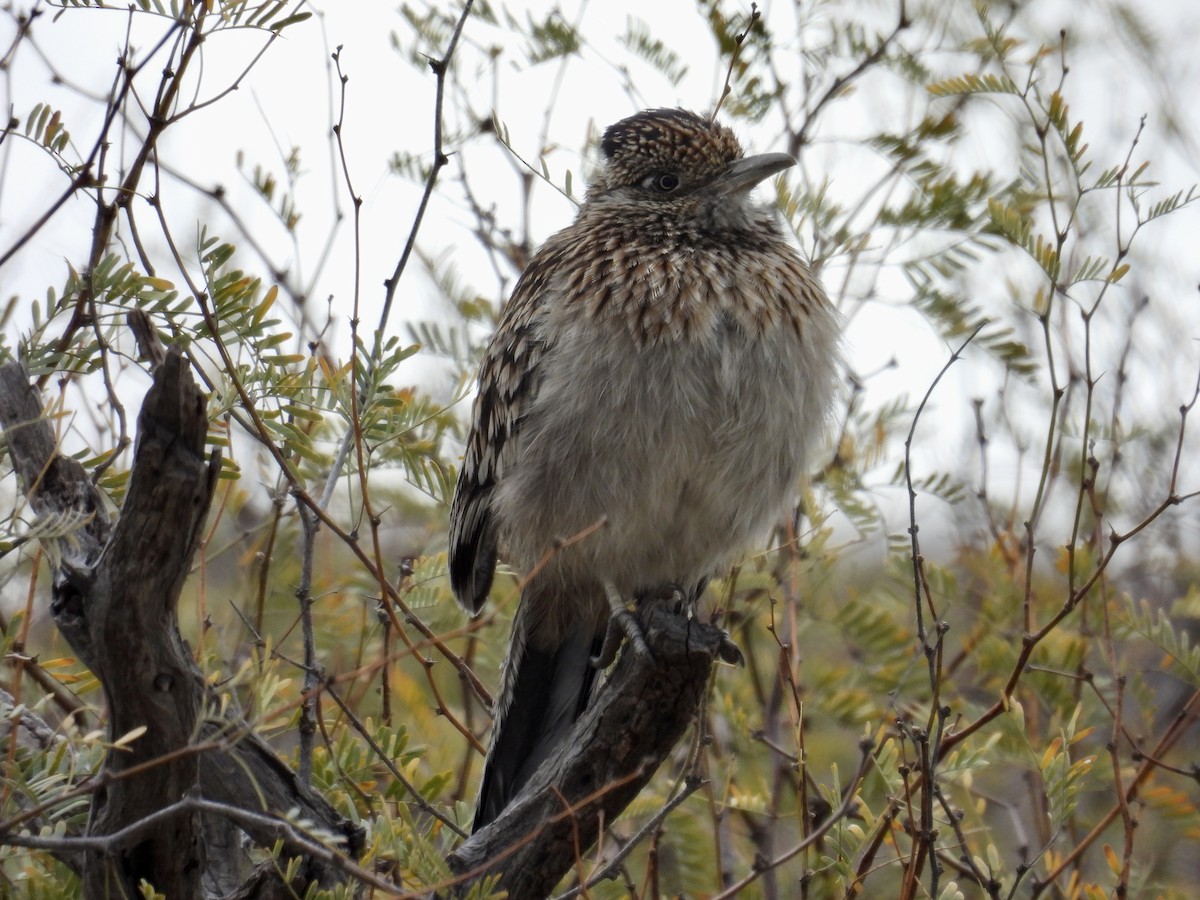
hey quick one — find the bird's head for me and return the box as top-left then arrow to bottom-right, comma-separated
586,108 -> 794,230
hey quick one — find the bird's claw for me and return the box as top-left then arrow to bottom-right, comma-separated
718,631 -> 745,666
591,582 -> 653,668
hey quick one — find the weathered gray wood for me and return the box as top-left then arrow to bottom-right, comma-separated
447,599 -> 724,898
78,348 -> 214,897
0,350 -> 213,896
196,717 -> 366,891
0,362 -> 110,673
0,355 -> 362,898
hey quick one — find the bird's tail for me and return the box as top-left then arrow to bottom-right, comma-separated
473,588 -> 603,831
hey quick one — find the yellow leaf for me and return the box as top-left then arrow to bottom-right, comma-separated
253,284 -> 279,324
1040,736 -> 1063,770
37,657 -> 77,669
113,725 -> 148,749
1102,843 -> 1121,876
1033,286 -> 1049,316
1070,726 -> 1097,745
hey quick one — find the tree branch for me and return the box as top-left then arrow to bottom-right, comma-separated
0,352 -> 364,897
447,598 -> 726,898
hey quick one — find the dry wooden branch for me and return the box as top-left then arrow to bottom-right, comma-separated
0,353 -> 362,898
0,351 -> 214,895
447,599 -> 725,898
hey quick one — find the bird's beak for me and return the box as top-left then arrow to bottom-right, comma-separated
711,152 -> 795,196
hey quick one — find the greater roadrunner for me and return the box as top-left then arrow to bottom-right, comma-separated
450,108 -> 841,830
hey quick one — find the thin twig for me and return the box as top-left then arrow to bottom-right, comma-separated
323,681 -> 468,838
555,776 -> 707,899
5,794 -> 399,894
905,323 -> 984,648
712,3 -> 760,119
788,0 -> 910,155
711,740 -> 874,900
295,494 -> 321,783
376,0 -> 475,352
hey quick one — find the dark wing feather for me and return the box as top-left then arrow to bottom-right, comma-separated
448,253 -> 560,615
472,613 -> 602,829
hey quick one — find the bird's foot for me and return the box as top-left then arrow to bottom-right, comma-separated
591,581 -> 653,668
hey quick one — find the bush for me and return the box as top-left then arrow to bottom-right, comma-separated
0,1 -> 1197,896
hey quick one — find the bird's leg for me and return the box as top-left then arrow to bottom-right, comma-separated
590,581 -> 651,668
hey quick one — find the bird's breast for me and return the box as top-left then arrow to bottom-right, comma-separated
493,280 -> 839,593
557,234 -> 821,349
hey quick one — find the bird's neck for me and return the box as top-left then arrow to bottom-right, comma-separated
573,201 -> 780,252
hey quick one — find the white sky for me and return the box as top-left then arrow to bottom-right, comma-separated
1,0 -> 1198,553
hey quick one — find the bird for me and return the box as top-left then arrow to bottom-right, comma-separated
449,107 -> 841,831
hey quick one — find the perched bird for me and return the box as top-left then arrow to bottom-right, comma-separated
450,108 -> 840,830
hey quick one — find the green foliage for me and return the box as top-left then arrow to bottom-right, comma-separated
1,0 -> 1198,897
515,8 -> 580,65
620,17 -> 689,87
22,104 -> 70,155
1119,595 -> 1200,685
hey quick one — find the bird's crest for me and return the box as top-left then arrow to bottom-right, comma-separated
597,108 -> 743,188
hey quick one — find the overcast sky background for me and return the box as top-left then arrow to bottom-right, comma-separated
1,0 -> 1198,554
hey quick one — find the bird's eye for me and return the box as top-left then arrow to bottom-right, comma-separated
646,172 -> 680,193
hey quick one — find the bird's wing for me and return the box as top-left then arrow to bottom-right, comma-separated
448,247 -> 563,615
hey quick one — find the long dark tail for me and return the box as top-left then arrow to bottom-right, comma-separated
473,592 -> 602,831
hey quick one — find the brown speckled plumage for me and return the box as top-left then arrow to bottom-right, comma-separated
450,108 -> 841,830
